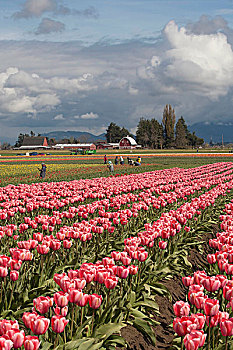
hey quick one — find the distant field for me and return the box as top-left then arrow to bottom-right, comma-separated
0,150 -> 232,186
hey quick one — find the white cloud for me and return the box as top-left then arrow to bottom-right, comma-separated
153,20 -> 233,99
54,114 -> 64,120
74,112 -> 99,120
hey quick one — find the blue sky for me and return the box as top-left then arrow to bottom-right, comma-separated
1,0 -> 233,142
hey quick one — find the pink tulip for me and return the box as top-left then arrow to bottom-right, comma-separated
183,330 -> 206,350
89,294 -> 102,309
51,316 -> 69,333
24,336 -> 40,350
30,316 -> 50,335
203,298 -> 219,316
173,301 -> 190,317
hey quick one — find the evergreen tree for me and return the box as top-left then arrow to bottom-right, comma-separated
162,104 -> 176,148
188,132 -> 204,148
15,133 -> 24,147
175,117 -> 188,148
150,119 -> 164,149
136,118 -> 151,147
106,123 -> 132,143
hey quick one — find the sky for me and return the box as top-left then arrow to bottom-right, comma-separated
1,0 -> 233,142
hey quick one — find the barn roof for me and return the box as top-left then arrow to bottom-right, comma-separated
22,136 -> 47,146
121,136 -> 137,145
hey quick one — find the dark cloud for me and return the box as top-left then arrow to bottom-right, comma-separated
1,15 -> 233,141
55,5 -> 99,19
35,18 -> 65,35
186,15 -> 229,35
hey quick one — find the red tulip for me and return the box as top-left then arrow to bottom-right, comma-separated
30,316 -> 50,335
0,267 -> 8,277
89,294 -> 102,309
24,336 -> 40,350
10,270 -> 19,281
220,317 -> 233,336
0,337 -> 13,350
203,298 -> 219,316
6,329 -> 25,349
104,276 -> 118,289
116,266 -> 129,279
54,291 -> 69,307
51,316 -> 69,333
173,301 -> 190,317
69,289 -> 83,304
33,296 -> 53,314
183,330 -> 206,350
173,317 -> 194,336
76,293 -> 89,307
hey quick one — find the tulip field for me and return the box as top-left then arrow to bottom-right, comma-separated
2,160 -> 233,349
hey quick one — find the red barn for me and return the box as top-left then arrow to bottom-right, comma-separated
119,136 -> 137,149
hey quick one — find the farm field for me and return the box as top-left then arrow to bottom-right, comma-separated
1,156 -> 233,349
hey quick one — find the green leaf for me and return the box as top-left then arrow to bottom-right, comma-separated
133,317 -> 156,346
41,342 -> 53,350
134,298 -> 159,314
79,339 -> 103,350
56,339 -> 85,350
94,322 -> 125,340
104,334 -> 126,347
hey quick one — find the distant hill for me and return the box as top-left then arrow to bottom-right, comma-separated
189,122 -> 233,143
42,131 -> 106,143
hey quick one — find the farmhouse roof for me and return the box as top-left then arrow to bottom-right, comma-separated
22,136 -> 47,146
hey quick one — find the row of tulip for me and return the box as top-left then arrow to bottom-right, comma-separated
172,194 -> 233,348
13,164 -> 233,348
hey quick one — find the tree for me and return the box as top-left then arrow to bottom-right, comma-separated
15,133 -> 25,147
162,104 -> 176,148
188,132 -> 204,148
106,123 -> 132,143
150,119 -> 164,149
1,142 -> 11,150
136,118 -> 151,147
175,117 -> 188,148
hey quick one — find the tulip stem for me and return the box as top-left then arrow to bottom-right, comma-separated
70,304 -> 74,338
64,327 -> 66,344
0,279 -> 2,304
54,333 -> 58,350
91,310 -> 95,335
8,283 -> 14,309
225,336 -> 228,350
181,336 -> 184,350
80,307 -> 84,326
208,324 -> 211,350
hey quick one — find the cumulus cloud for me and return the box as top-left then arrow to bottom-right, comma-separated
35,18 -> 65,35
13,0 -> 57,19
74,112 -> 99,120
163,20 -> 233,97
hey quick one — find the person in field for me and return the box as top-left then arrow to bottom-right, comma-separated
120,155 -> 124,165
115,156 -> 118,165
39,163 -> 47,178
104,154 -> 107,164
108,161 -> 114,173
